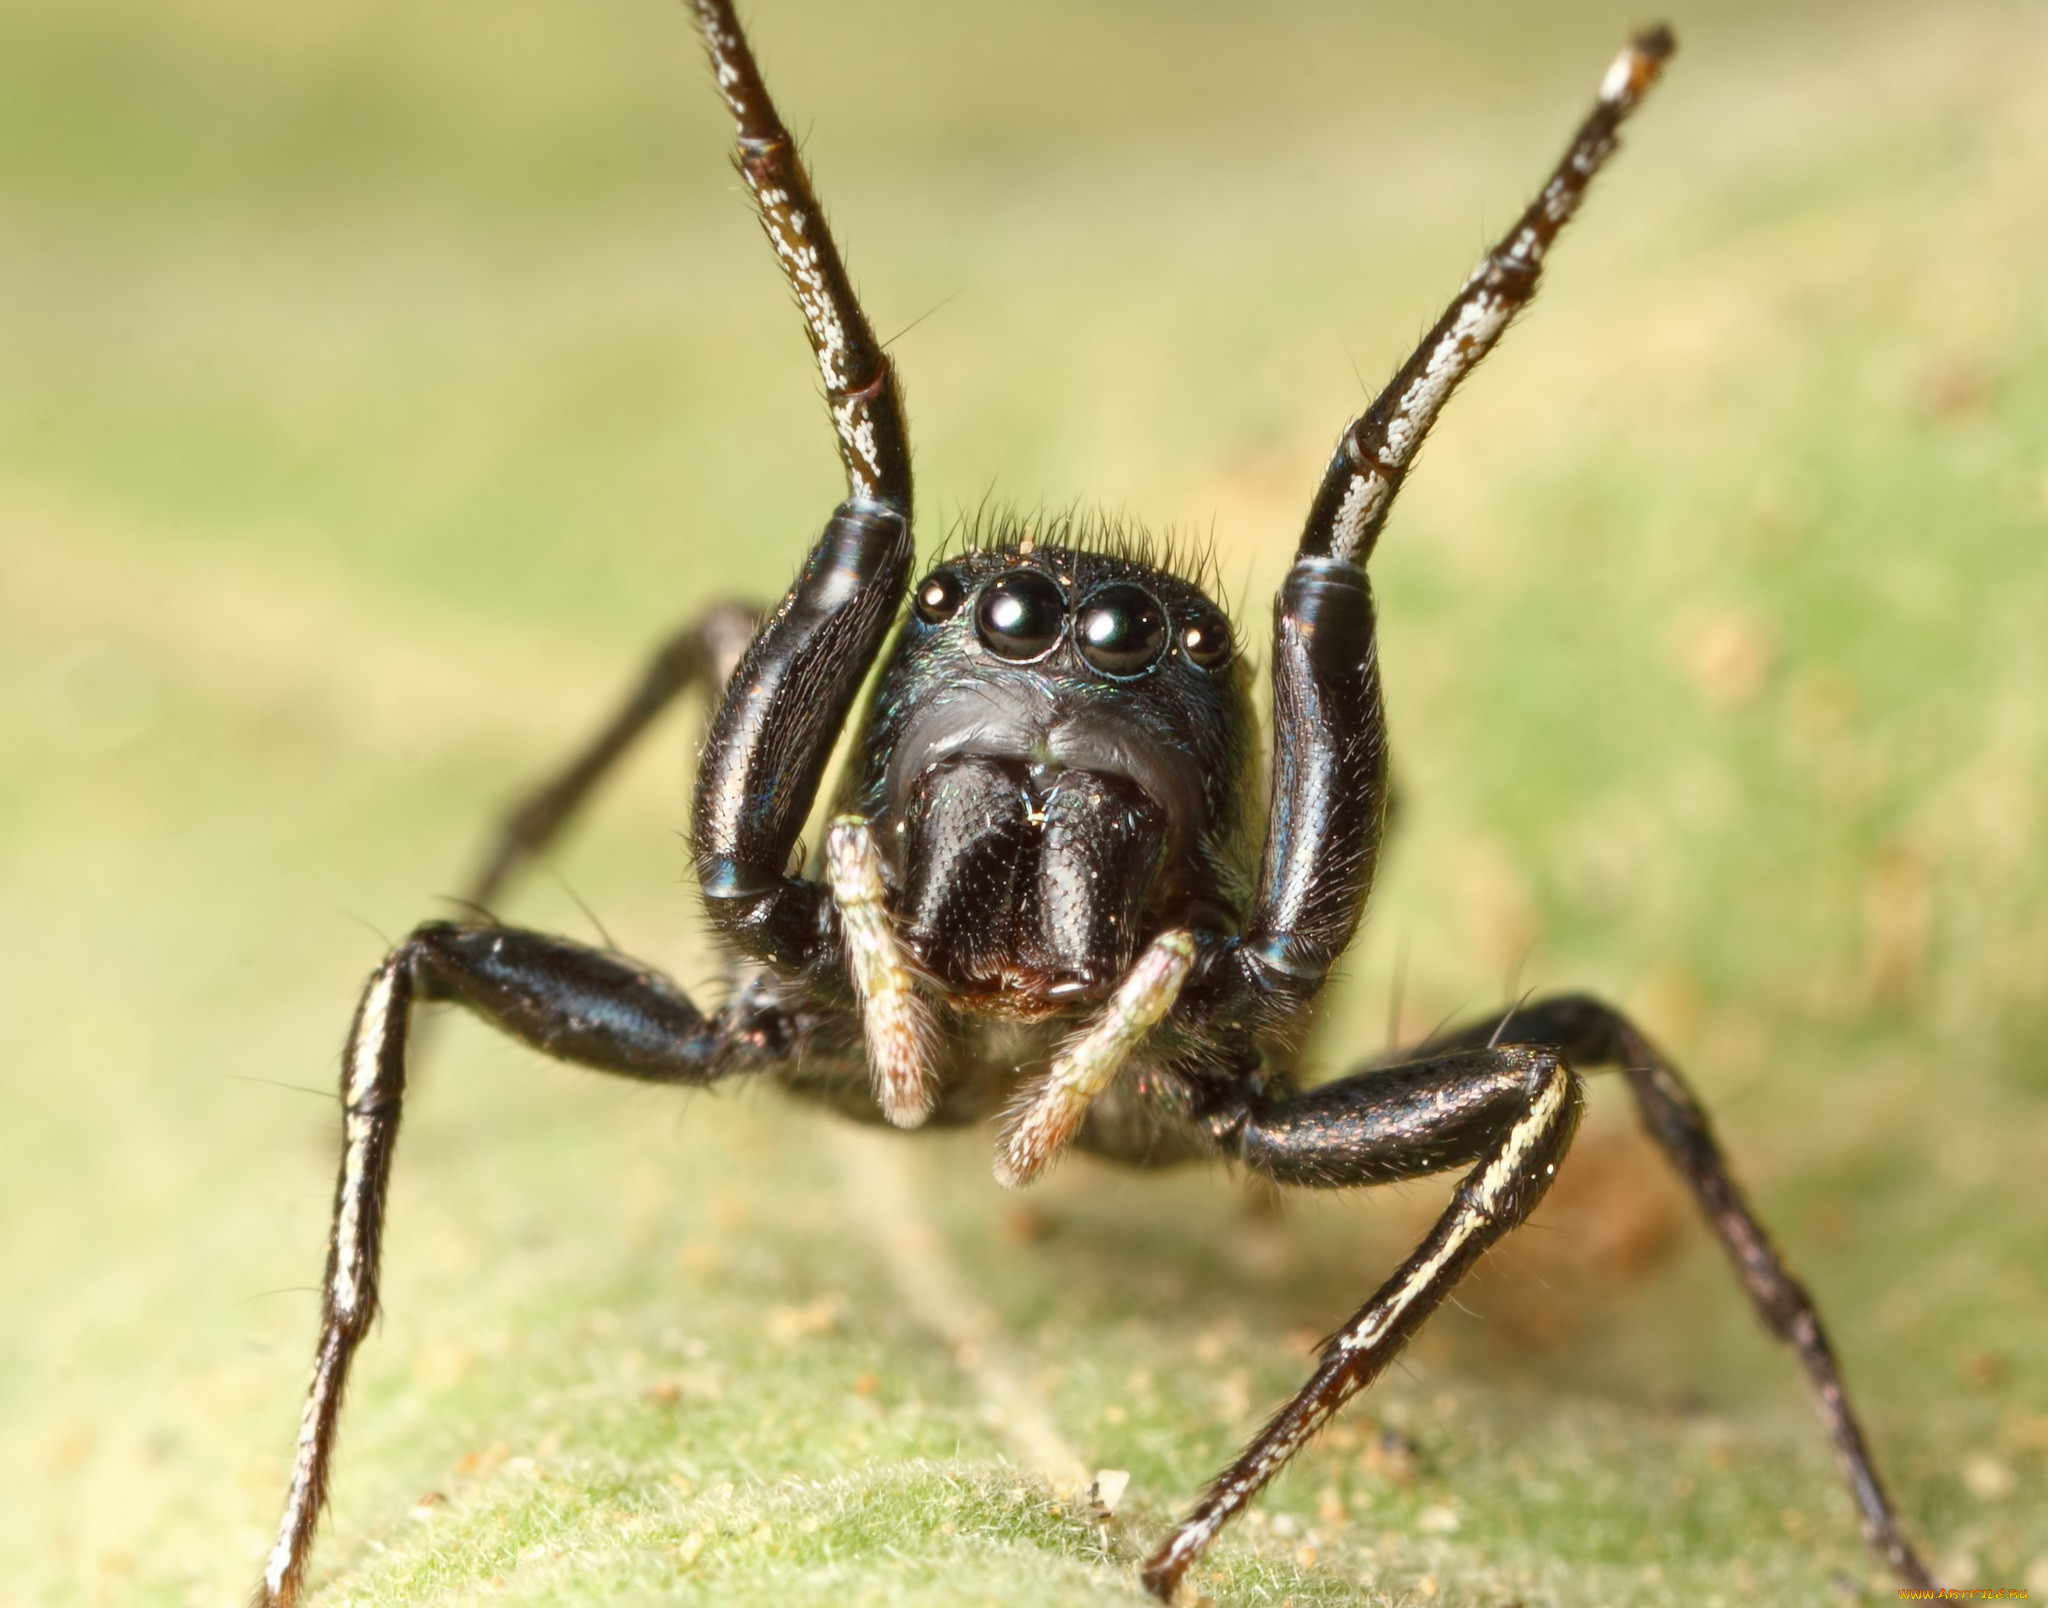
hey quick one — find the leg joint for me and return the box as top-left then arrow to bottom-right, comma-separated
395,920 -> 471,1003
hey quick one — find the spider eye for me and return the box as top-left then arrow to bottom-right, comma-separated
1180,610 -> 1233,670
1075,584 -> 1168,678
974,569 -> 1066,662
914,569 -> 966,624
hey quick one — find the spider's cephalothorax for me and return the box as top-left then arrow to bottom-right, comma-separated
844,528 -> 1259,1015
249,8 -> 1940,1604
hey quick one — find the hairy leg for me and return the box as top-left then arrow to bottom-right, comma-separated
1144,1045 -> 1582,1598
1298,28 -> 1672,566
251,923 -> 795,1607
1209,30 -> 1674,1044
686,0 -> 920,971
1417,992 -> 1937,1589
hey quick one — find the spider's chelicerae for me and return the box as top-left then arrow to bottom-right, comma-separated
252,6 -> 1939,1603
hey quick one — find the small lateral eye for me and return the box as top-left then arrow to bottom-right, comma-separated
1180,611 -> 1233,670
1075,583 -> 1168,678
914,569 -> 965,623
975,568 -> 1066,661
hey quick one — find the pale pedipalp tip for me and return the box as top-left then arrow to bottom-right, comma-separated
881,1086 -> 936,1130
992,1079 -> 1075,1189
247,1575 -> 290,1608
990,1149 -> 1033,1191
991,1113 -> 1046,1189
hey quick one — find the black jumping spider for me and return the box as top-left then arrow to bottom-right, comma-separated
251,6 -> 1937,1602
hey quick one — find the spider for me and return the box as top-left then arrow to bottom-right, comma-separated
251,5 -> 1939,1603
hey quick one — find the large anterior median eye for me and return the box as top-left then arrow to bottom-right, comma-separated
1075,583 -> 1168,677
975,569 -> 1066,661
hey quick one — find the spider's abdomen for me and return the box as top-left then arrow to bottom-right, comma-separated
833,524 -> 1261,1022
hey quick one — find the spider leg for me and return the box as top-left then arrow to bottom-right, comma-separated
1217,553 -> 1391,1035
1414,993 -> 1939,1590
1209,33 -> 1674,1043
1302,27 -> 1672,567
686,0 -> 919,973
1145,1046 -> 1583,1599
251,923 -> 789,1608
464,601 -> 759,910
689,0 -> 909,508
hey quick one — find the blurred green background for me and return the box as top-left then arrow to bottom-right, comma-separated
3,0 -> 2044,1603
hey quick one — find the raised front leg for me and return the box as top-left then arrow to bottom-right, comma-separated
1299,27 -> 1672,568
1221,553 -> 1389,1034
689,0 -> 909,509
1417,992 -> 1938,1590
686,0 -> 918,972
692,505 -> 913,970
1144,1045 -> 1583,1598
250,924 -> 792,1608
1205,30 -> 1674,1040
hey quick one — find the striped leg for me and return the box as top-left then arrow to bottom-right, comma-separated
689,0 -> 909,507
1143,1046 -> 1582,1600
685,0 -> 919,972
1417,993 -> 1938,1591
1298,26 -> 1673,567
1216,30 -> 1675,1045
252,924 -> 772,1607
